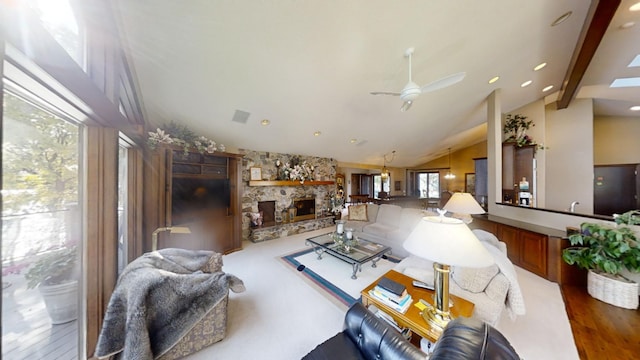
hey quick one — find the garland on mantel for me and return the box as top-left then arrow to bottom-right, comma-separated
147,122 -> 226,155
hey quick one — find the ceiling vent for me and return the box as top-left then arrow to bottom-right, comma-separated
231,109 -> 250,124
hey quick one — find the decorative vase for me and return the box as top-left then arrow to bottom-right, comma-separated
288,206 -> 297,222
39,280 -> 78,324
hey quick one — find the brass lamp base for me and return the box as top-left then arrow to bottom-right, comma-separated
420,301 -> 453,335
419,262 -> 454,336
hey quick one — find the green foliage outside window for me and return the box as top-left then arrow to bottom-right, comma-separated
2,91 -> 79,215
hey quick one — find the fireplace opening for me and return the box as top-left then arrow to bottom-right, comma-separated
293,197 -> 316,222
257,200 -> 276,227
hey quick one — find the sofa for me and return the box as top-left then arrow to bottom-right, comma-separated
394,229 -> 526,326
343,203 -> 436,258
303,302 -> 520,359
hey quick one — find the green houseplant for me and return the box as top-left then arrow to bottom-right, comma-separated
25,245 -> 79,324
503,113 -> 535,147
562,210 -> 640,309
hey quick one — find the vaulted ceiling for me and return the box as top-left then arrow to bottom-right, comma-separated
112,0 -> 639,167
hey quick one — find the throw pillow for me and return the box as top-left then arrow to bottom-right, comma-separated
348,204 -> 368,221
452,264 -> 499,293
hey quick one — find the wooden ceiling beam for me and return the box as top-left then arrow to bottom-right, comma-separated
556,0 -> 621,109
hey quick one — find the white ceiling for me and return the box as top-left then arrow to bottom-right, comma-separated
112,0 -> 640,168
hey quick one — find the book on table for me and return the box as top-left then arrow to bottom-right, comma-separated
377,276 -> 407,297
373,285 -> 408,303
368,288 -> 413,314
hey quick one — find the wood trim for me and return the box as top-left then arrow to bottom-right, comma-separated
556,0 -> 620,109
85,127 -> 119,357
127,147 -> 145,261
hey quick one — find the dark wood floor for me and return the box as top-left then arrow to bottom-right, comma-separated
561,285 -> 640,360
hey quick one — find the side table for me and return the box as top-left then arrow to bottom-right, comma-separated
361,269 -> 474,343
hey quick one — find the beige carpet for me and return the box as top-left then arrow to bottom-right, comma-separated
186,228 -> 578,360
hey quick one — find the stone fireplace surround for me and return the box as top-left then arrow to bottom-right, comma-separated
241,150 -> 338,242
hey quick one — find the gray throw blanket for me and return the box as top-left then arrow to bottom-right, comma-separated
94,248 -> 245,360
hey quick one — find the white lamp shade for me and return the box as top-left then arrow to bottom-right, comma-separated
443,192 -> 485,215
403,216 -> 494,268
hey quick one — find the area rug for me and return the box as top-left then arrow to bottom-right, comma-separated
280,248 -> 400,308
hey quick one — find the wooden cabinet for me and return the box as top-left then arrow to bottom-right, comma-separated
143,146 -> 242,254
519,230 -> 548,276
495,224 -> 547,277
471,215 -> 563,280
502,143 -> 535,204
497,224 -> 520,264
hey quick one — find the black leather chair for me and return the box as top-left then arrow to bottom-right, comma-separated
303,302 -> 520,360
430,316 -> 520,360
303,302 -> 425,360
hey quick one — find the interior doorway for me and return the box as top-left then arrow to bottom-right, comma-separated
594,164 -> 639,216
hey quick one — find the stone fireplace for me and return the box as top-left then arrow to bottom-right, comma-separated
241,149 -> 339,242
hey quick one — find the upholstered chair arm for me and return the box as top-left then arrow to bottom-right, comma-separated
343,303 -> 425,360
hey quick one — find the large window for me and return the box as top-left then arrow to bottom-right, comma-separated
373,175 -> 390,199
418,172 -> 440,198
27,0 -> 84,68
2,89 -> 82,359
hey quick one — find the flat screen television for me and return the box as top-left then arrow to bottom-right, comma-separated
171,178 -> 230,221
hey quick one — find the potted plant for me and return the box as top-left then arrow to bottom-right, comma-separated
503,113 -> 535,147
562,210 -> 640,309
25,245 -> 79,324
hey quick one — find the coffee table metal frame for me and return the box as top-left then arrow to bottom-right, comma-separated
305,232 -> 392,279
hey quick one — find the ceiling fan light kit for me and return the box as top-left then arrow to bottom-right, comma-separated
371,47 -> 465,111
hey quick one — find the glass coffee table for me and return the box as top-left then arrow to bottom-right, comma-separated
305,232 -> 391,279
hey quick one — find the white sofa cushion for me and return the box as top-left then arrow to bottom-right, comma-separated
362,223 -> 397,239
375,204 -> 402,227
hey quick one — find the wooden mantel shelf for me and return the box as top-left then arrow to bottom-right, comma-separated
249,180 -> 335,186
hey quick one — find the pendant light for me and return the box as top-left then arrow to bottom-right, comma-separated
444,148 -> 455,180
381,151 -> 396,181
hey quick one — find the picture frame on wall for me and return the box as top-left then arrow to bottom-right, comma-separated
465,173 -> 476,194
394,180 -> 401,191
250,167 -> 262,181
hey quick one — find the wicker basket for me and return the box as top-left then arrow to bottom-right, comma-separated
587,270 -> 639,309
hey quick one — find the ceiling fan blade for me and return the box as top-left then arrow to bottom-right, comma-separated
400,100 -> 412,112
370,91 -> 401,96
420,72 -> 466,93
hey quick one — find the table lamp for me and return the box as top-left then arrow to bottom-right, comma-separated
443,192 -> 485,223
403,215 -> 494,334
152,226 -> 191,251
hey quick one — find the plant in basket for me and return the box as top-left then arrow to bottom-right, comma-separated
562,210 -> 640,309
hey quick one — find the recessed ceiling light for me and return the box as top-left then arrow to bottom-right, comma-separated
630,2 -> 640,11
620,21 -> 636,29
629,54 -> 640,67
521,80 -> 533,87
551,11 -> 572,26
313,131 -> 321,136
488,76 -> 500,84
534,62 -> 547,71
350,138 -> 357,144
261,119 -> 270,126
630,105 -> 640,111
542,85 -> 554,92
610,77 -> 640,88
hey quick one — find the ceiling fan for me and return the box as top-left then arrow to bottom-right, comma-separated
371,47 -> 466,112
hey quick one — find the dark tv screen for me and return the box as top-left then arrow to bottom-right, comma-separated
171,178 -> 230,216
